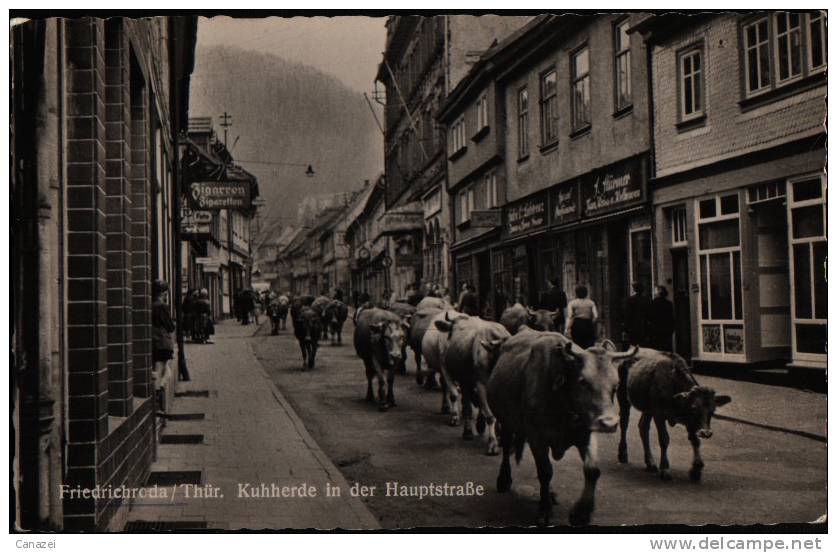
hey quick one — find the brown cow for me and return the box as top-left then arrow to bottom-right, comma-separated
500,303 -> 556,334
617,348 -> 731,482
408,307 -> 444,387
354,308 -> 409,411
488,330 -> 637,526
421,310 -> 469,416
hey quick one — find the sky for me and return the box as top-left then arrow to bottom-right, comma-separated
195,16 -> 388,93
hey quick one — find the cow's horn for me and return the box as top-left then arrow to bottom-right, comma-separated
610,344 -> 639,360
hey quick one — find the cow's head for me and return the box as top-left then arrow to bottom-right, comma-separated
433,311 -> 470,338
562,342 -> 639,433
673,386 -> 731,438
301,309 -> 321,343
370,320 -> 408,367
526,308 -> 555,331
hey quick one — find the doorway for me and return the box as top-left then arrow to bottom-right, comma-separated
476,251 -> 492,317
671,248 -> 692,361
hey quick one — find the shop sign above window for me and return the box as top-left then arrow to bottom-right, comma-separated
581,157 -> 645,217
549,180 -> 580,226
505,192 -> 547,238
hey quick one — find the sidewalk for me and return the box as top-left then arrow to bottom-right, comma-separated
696,373 -> 826,441
124,319 -> 380,530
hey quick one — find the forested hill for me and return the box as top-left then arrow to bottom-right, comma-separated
189,44 -> 383,225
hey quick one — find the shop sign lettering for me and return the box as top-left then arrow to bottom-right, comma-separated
581,159 -> 644,217
549,181 -> 579,226
188,181 -> 252,211
505,194 -> 547,238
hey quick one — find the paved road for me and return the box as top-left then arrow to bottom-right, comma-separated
251,319 -> 826,529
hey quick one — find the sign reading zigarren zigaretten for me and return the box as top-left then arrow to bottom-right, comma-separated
188,181 -> 252,210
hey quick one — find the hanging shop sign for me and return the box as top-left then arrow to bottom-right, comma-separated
396,253 -> 422,267
181,207 -> 213,236
580,157 -> 645,217
470,209 -> 502,228
187,180 -> 252,211
380,211 -> 423,234
549,180 -> 580,227
505,192 -> 548,238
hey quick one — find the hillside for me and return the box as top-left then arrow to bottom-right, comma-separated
188,44 -> 383,226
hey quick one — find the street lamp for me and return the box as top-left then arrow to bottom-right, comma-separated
234,159 -> 316,177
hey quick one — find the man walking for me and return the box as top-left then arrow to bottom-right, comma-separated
622,282 -> 651,348
648,285 -> 675,352
539,277 -> 568,333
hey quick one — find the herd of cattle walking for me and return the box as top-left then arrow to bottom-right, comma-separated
270,294 -> 732,526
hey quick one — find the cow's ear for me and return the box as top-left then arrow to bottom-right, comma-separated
714,394 -> 732,407
480,339 -> 504,353
369,322 -> 384,334
434,320 -> 453,332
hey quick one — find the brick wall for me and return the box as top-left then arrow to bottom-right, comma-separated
651,15 -> 826,177
63,18 -> 109,531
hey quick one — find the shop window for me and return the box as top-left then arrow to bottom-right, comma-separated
787,175 -> 826,360
630,228 -> 653,296
614,18 -> 632,111
696,193 -> 743,357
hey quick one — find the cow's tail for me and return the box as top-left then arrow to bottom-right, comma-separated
513,431 -> 526,465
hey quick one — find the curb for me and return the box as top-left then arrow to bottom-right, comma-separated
245,337 -> 381,530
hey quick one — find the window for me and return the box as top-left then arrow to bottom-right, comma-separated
614,19 -> 632,110
459,186 -> 475,223
572,46 -> 591,130
476,94 -> 489,131
743,17 -> 771,95
671,206 -> 687,246
747,181 -> 786,204
679,47 -> 704,120
517,87 -> 529,158
774,12 -> 803,83
484,171 -> 498,208
808,12 -> 826,72
696,193 -> 743,356
450,116 -> 466,155
741,12 -> 826,99
787,175 -> 826,360
540,69 -> 559,145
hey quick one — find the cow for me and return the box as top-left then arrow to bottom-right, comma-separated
408,307 -> 445,387
488,330 -> 638,526
421,310 -> 469,415
293,306 -> 322,370
500,303 -> 557,335
434,316 -> 511,455
387,302 -> 416,375
354,308 -> 409,411
311,295 -> 332,319
323,299 -> 349,345
290,294 -> 315,327
268,295 -> 290,334
616,348 -> 732,482
416,296 -> 449,311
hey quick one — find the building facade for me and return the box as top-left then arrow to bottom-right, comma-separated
11,16 -> 196,530
376,16 -> 532,297
639,12 -> 827,367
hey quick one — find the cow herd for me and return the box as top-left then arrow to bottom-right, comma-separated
281,295 -> 732,526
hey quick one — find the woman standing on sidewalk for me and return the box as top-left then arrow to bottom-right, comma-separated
152,279 -> 176,413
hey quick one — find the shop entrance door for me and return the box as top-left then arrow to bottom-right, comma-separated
477,251 -> 492,318
671,248 -> 692,361
607,223 -> 630,344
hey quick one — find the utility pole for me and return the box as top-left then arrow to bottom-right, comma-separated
219,111 -> 232,147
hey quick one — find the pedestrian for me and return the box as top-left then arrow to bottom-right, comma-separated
648,285 -> 675,352
182,288 -> 196,340
334,287 -> 344,303
566,285 -> 598,349
407,282 -> 424,306
458,283 -> 479,317
622,282 -> 651,348
493,285 -> 508,322
152,279 -> 176,412
539,277 -> 568,333
196,288 -> 214,342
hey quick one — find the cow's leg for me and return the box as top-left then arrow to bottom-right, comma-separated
639,412 -> 656,472
439,374 -> 451,414
365,378 -> 374,402
440,364 -> 461,426
364,360 -> 375,403
386,367 -> 396,408
531,443 -> 554,526
461,388 -> 475,440
654,415 -> 671,481
617,376 -> 631,464
570,433 -> 600,526
496,425 -> 513,492
399,344 -> 408,375
414,349 -> 424,385
308,343 -> 317,370
476,383 -> 498,456
299,340 -> 308,369
688,431 -> 704,482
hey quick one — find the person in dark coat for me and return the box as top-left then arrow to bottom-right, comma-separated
648,285 -> 676,352
623,282 -> 651,348
406,283 -> 425,306
539,277 -> 568,333
458,283 -> 480,317
334,287 -> 344,303
493,285 -> 508,322
152,279 -> 177,411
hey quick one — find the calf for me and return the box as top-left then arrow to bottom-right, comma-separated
354,308 -> 409,411
293,307 -> 322,370
324,300 -> 349,345
500,303 -> 556,335
488,330 -> 637,526
617,348 -> 731,482
437,316 -> 511,455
